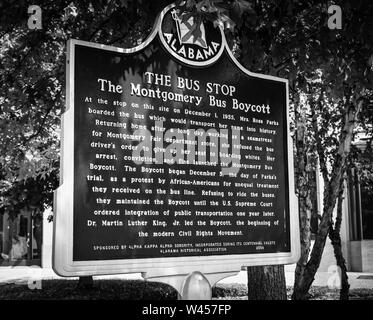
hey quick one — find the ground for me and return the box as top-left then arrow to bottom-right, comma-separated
0,279 -> 372,300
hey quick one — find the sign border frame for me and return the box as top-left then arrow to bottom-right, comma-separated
53,4 -> 300,277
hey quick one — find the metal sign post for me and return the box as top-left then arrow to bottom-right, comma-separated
145,270 -> 240,300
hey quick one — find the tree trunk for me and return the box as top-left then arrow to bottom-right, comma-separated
77,276 -> 94,290
292,190 -> 312,298
293,98 -> 313,298
328,181 -> 350,300
292,148 -> 347,299
247,265 -> 287,300
292,100 -> 362,300
33,211 -> 43,259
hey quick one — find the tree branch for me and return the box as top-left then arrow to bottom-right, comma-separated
311,89 -> 329,184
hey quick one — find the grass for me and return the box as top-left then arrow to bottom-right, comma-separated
0,279 -> 372,300
291,286 -> 373,300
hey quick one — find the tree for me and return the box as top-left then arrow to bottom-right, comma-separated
288,1 -> 373,299
225,0 -> 373,299
0,0 -> 175,215
0,0 -> 175,283
246,265 -> 287,300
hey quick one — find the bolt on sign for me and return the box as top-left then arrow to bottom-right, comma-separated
53,3 -> 300,277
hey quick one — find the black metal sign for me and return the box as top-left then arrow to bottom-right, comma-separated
53,4 -> 299,276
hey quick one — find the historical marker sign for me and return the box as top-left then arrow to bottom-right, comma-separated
53,4 -> 299,277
